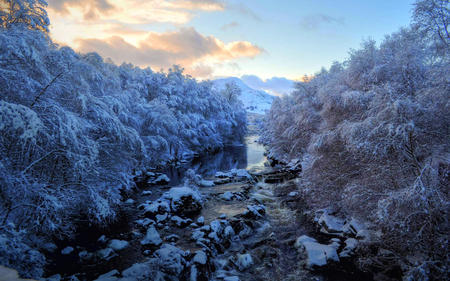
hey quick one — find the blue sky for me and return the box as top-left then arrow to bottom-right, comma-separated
47,0 -> 415,94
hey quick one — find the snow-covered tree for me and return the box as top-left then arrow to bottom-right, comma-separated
0,0 -> 49,33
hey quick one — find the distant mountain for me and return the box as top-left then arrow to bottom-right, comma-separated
212,77 -> 276,114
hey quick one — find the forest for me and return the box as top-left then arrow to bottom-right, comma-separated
0,0 -> 246,277
1,0 -> 450,280
262,0 -> 450,279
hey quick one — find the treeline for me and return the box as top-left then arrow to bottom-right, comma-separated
262,1 -> 450,279
0,19 -> 245,279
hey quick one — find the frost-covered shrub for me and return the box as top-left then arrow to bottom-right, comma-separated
263,20 -> 450,279
0,224 -> 46,278
0,10 -> 246,278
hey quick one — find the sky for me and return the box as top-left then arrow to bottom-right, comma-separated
46,0 -> 416,95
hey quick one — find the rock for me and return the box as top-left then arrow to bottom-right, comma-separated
165,187 -> 202,214
339,238 -> 358,258
108,239 -> 129,251
165,234 -> 180,242
193,251 -> 207,265
153,244 -> 186,276
142,190 -> 152,196
237,254 -> 253,271
145,172 -> 156,177
135,218 -> 155,228
122,262 -> 154,279
215,172 -> 232,178
295,235 -> 339,268
191,230 -> 205,241
197,216 -> 205,225
288,191 -> 299,197
94,270 -> 119,281
199,180 -> 215,187
97,248 -> 115,259
224,277 -> 240,281
124,199 -> 134,205
61,246 -> 74,255
219,214 -> 227,219
223,226 -> 235,238
243,204 -> 266,219
141,226 -> 162,246
156,213 -> 169,223
220,191 -> 234,201
170,216 -> 193,227
143,201 -> 171,218
316,209 -> 345,233
152,174 -> 171,185
98,235 -> 108,243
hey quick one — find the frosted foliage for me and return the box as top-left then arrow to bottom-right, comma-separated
0,21 -> 245,277
0,100 -> 43,139
263,20 -> 450,280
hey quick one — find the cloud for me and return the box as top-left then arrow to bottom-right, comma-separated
75,27 -> 264,74
229,3 -> 264,22
47,0 -> 116,20
166,0 -> 225,11
300,14 -> 345,30
221,22 -> 240,31
241,75 -> 295,96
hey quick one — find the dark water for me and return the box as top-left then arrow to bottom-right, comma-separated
164,135 -> 270,186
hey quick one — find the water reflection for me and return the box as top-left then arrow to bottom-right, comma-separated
164,135 -> 269,186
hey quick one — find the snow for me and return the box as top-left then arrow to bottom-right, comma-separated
223,277 -> 240,281
124,199 -> 134,205
213,77 -> 276,114
141,190 -> 152,196
141,226 -> 162,246
97,248 -> 114,259
220,191 -> 234,201
94,270 -> 119,281
193,251 -> 207,265
108,240 -> 129,251
237,254 -> 253,270
61,246 -> 74,255
295,235 -> 340,267
166,186 -> 201,202
197,216 -> 204,225
223,226 -> 235,238
156,213 -> 168,223
153,244 -> 186,276
199,180 -> 215,187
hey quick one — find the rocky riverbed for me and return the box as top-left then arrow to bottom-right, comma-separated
43,136 -> 373,281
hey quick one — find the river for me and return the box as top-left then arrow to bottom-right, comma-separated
45,134 -> 369,281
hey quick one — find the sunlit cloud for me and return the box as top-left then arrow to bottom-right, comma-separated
241,75 -> 295,96
75,27 -> 264,77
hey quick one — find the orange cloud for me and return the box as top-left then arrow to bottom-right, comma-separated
75,27 -> 264,75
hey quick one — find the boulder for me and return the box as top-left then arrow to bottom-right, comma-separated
141,226 -> 162,247
164,187 -> 202,215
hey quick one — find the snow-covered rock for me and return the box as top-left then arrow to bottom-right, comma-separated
108,240 -> 129,251
199,180 -> 215,187
193,251 -> 207,265
153,244 -> 186,276
295,235 -> 339,268
170,215 -> 193,227
94,270 -> 119,281
243,204 -> 266,219
124,199 -> 134,205
153,174 -> 170,185
141,190 -> 152,196
97,248 -> 115,259
61,246 -> 74,255
236,254 -> 253,271
164,187 -> 202,214
141,226 -> 162,246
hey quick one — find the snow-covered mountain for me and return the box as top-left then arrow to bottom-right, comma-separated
213,77 -> 276,114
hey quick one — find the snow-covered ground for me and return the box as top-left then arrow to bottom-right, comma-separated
213,77 -> 276,114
